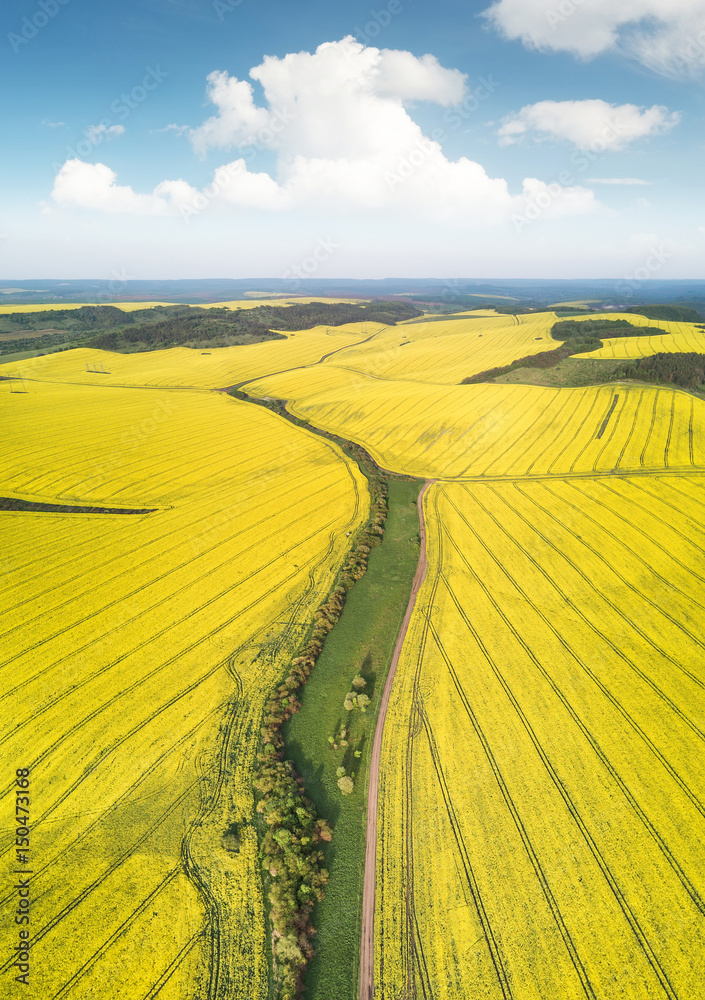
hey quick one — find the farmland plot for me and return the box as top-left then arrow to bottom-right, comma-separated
4,308 -> 705,1000
247,372 -> 705,480
576,324 -> 705,361
0,380 -> 366,999
0,322 -> 380,391
376,478 -> 705,1000
321,312 -> 561,384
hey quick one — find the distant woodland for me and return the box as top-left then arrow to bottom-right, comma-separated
0,300 -> 421,355
629,304 -> 703,323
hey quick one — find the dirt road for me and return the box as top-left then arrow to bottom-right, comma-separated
358,479 -> 433,1000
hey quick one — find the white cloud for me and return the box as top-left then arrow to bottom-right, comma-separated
42,120 -> 65,128
190,74 -> 274,155
587,177 -> 652,185
51,37 -> 600,227
155,123 -> 190,136
483,0 -> 705,77
85,123 -> 125,142
51,158 -> 288,217
51,160 -> 197,215
189,38 -> 466,159
498,100 -> 680,149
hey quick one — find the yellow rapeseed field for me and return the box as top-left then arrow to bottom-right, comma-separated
0,302 -> 175,314
247,369 -> 705,480
576,324 -> 705,360
376,478 -> 705,1000
0,297 -> 358,315
0,380 -> 367,999
0,323 -> 381,390
199,297 -> 360,310
321,311 -> 560,383
3,301 -> 705,1000
242,316 -> 705,998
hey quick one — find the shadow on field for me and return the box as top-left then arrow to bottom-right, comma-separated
284,745 -> 342,827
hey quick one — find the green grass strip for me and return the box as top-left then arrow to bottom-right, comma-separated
284,478 -> 422,1000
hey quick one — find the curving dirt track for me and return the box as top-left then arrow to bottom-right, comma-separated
359,479 -> 433,1000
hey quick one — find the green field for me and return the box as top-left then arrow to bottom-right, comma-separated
284,477 -> 422,1000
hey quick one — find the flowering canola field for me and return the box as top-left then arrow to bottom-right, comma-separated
2,306 -> 705,1000
241,315 -> 705,998
0,302 -> 176,314
247,367 -> 705,480
0,296 -> 356,315
545,311 -> 705,360
322,312 -> 561,383
0,379 -> 366,999
376,478 -> 705,1000
0,323 -> 380,391
576,325 -> 705,360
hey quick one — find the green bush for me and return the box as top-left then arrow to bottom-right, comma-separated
337,776 -> 354,795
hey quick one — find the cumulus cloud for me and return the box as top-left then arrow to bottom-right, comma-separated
189,38 -> 466,158
52,37 -> 599,226
52,160 -> 197,215
483,0 -> 705,77
51,158 -> 288,216
498,100 -> 680,149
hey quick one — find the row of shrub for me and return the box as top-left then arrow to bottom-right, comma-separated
233,388 -> 391,999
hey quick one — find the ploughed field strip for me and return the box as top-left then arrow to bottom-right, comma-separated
0,378 -> 367,1000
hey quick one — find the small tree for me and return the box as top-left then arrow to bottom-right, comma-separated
352,675 -> 367,690
336,766 -> 346,778
337,776 -> 354,795
357,693 -> 371,712
343,693 -> 355,711
275,934 -> 304,963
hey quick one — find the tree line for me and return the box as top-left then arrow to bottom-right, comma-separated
229,388 -> 393,1000
629,304 -> 703,323
550,318 -> 670,341
621,352 -> 705,391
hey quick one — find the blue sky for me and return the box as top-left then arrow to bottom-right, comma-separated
1,0 -> 703,278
